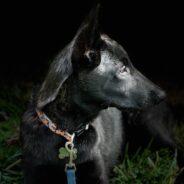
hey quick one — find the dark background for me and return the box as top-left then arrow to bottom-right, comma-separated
0,1 -> 183,86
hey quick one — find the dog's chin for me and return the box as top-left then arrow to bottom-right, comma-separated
107,102 -> 139,113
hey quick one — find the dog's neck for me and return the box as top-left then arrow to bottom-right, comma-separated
42,81 -> 102,132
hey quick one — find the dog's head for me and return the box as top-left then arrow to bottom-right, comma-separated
37,4 -> 166,110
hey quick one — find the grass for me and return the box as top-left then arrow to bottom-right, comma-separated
111,147 -> 180,184
0,83 -> 184,184
175,125 -> 184,150
0,83 -> 27,184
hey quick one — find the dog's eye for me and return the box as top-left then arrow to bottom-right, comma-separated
119,66 -> 127,75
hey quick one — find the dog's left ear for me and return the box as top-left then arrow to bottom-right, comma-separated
72,4 -> 102,68
36,53 -> 73,108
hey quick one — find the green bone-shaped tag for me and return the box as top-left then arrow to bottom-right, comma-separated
58,147 -> 69,159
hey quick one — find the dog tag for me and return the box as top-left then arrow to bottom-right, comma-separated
59,147 -> 70,159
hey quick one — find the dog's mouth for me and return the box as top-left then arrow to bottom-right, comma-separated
99,97 -> 163,113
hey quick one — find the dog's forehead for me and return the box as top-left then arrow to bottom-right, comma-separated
101,34 -> 128,58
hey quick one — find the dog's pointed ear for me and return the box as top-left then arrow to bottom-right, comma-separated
72,4 -> 102,68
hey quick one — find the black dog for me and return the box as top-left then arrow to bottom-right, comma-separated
20,5 -> 165,184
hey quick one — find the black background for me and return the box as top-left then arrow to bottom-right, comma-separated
0,1 -> 183,86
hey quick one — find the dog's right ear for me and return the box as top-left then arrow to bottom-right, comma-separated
72,4 -> 102,68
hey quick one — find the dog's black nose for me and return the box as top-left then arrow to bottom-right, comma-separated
150,89 -> 166,104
